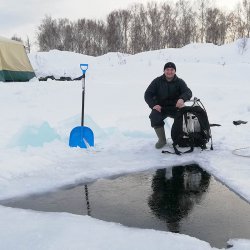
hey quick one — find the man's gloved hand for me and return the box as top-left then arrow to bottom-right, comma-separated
176,99 -> 185,108
153,105 -> 162,112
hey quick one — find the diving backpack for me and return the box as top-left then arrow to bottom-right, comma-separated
163,98 -> 213,155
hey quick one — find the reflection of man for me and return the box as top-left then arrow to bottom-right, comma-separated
148,165 -> 210,232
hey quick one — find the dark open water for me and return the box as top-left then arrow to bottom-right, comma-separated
1,164 -> 250,248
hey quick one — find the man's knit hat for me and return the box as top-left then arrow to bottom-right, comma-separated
164,62 -> 176,71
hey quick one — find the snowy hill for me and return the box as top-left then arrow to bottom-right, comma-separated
0,39 -> 250,249
29,39 -> 250,79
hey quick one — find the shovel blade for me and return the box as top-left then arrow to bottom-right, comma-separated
69,126 -> 94,148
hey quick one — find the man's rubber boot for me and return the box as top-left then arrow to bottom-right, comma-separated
154,127 -> 167,149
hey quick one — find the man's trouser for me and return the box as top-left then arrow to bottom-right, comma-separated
149,108 -> 177,128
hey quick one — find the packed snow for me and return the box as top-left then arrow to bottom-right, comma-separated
0,39 -> 250,249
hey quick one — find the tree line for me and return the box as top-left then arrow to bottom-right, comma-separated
35,0 -> 250,55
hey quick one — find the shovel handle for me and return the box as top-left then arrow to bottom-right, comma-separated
80,64 -> 89,75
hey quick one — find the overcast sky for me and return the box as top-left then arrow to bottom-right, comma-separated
0,0 -> 240,49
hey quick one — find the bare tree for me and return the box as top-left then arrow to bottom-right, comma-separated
205,8 -> 228,45
175,0 -> 197,46
129,4 -> 150,53
25,36 -> 31,53
11,35 -> 23,43
73,19 -> 86,54
242,0 -> 250,37
106,11 -> 123,52
235,3 -> 246,38
196,0 -> 211,43
105,10 -> 131,53
115,10 -> 131,53
161,2 -> 180,48
37,16 -> 60,51
146,2 -> 163,50
92,20 -> 108,55
56,18 -> 74,51
36,0 -> 250,55
72,18 -> 107,56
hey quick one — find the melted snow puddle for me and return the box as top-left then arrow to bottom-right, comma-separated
2,164 -> 250,249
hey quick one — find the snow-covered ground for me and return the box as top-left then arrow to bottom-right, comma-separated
0,39 -> 250,249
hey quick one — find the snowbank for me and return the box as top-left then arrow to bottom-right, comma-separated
0,39 -> 250,249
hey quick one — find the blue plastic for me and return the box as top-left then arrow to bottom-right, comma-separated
69,126 -> 94,148
80,64 -> 89,74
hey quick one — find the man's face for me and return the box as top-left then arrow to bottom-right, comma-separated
164,67 -> 175,79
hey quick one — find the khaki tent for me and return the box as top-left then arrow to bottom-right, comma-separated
0,36 -> 35,82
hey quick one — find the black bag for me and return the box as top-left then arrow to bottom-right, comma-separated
163,99 -> 213,155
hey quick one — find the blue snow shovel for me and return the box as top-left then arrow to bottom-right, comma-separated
69,64 -> 94,148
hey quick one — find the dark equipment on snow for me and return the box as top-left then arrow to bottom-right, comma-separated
162,98 -> 213,155
210,124 -> 221,127
233,120 -> 248,126
69,64 -> 94,148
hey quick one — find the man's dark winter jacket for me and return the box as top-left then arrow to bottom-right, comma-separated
144,74 -> 192,110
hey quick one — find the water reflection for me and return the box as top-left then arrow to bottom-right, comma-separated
2,163 -> 250,248
148,164 -> 211,232
84,185 -> 91,216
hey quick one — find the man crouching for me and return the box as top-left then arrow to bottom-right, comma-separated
144,62 -> 192,149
